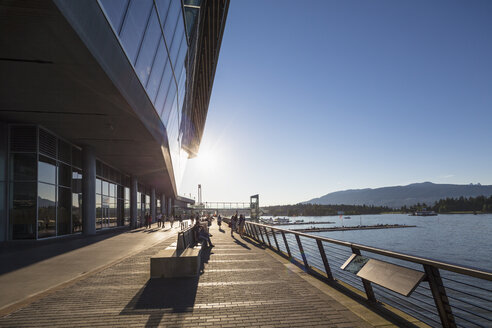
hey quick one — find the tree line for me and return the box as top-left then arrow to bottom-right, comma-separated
264,195 -> 492,216
402,195 -> 492,214
263,203 -> 392,216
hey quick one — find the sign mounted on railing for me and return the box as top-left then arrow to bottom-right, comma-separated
341,254 -> 369,274
341,254 -> 426,297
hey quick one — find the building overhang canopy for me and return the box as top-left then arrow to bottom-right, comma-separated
0,0 -> 176,196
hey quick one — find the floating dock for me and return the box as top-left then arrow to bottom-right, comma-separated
292,224 -> 416,233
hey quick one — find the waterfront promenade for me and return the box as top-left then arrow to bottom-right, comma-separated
0,224 -> 416,327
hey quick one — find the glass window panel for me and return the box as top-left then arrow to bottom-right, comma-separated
155,0 -> 171,24
38,182 -> 56,238
169,19 -> 185,66
10,182 -> 36,239
96,178 -> 102,194
117,185 -> 123,199
146,38 -> 168,101
124,187 -> 130,201
96,194 -> 102,230
57,187 -> 71,236
10,153 -> 36,181
161,0 -> 180,46
184,6 -> 199,40
99,0 -> 129,33
119,0 -> 153,64
38,156 -> 56,184
109,183 -> 115,197
135,7 -> 161,86
72,169 -> 82,194
154,60 -> 174,113
175,38 -> 188,83
161,86 -> 177,126
58,163 -> 71,187
102,180 -> 109,196
110,199 -> 117,227
124,200 -> 130,226
72,193 -> 82,233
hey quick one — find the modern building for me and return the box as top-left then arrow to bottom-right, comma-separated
0,0 -> 229,241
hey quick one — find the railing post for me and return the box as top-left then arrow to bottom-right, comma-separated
252,224 -> 259,241
424,265 -> 456,328
271,228 -> 280,251
263,226 -> 272,248
246,223 -> 252,237
295,234 -> 309,270
316,239 -> 334,281
281,231 -> 292,258
257,225 -> 266,244
352,247 -> 376,302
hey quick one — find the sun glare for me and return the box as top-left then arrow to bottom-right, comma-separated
196,147 -> 218,172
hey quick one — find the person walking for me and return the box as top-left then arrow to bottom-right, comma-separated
217,215 -> 222,229
169,215 -> 175,228
230,214 -> 238,237
238,214 -> 246,237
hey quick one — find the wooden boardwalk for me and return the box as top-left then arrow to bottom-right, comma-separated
0,224 -> 408,327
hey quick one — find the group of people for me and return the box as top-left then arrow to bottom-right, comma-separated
141,212 -> 187,229
229,213 -> 246,238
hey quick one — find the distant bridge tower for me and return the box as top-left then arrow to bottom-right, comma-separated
198,184 -> 203,205
250,194 -> 260,221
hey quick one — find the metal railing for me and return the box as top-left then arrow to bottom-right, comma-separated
243,221 -> 492,328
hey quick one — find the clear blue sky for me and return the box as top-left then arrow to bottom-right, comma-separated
180,0 -> 492,206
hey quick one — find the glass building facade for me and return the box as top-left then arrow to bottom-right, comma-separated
0,0 -> 229,241
99,0 -> 194,191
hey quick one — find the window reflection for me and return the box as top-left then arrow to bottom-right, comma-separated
38,182 -> 56,238
57,187 -> 71,235
38,156 -> 56,184
11,182 -> 36,239
135,7 -> 161,86
96,194 -> 102,230
146,39 -> 168,101
72,193 -> 82,233
119,0 -> 153,64
100,0 -> 129,33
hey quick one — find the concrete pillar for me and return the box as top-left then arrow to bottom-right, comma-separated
82,146 -> 96,235
150,188 -> 156,222
166,196 -> 172,216
130,176 -> 138,229
160,194 -> 165,214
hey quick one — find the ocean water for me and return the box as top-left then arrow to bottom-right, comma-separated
269,213 -> 492,271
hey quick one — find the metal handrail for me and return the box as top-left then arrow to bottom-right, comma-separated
248,221 -> 492,281
244,220 -> 492,328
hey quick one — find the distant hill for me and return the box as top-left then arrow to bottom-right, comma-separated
304,182 -> 492,208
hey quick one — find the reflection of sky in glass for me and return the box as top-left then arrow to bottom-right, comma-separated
99,0 -> 191,193
38,182 -> 56,204
38,161 -> 56,184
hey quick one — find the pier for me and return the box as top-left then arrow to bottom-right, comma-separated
292,224 -> 416,233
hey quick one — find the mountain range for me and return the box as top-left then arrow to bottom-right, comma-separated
304,182 -> 492,208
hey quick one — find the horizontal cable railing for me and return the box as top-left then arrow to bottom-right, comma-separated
242,221 -> 492,328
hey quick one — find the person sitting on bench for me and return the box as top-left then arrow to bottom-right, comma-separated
198,224 -> 214,248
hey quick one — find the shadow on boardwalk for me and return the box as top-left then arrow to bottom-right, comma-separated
120,247 -> 214,327
0,227 -> 131,275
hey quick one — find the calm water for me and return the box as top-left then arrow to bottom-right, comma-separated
269,213 -> 492,271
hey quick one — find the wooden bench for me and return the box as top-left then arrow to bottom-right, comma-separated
150,227 -> 202,278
